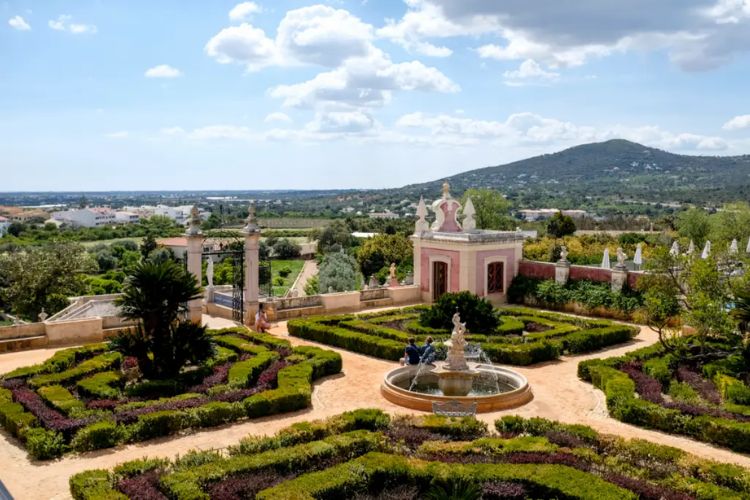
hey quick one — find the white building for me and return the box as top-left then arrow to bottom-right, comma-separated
518,209 -> 588,222
0,216 -> 9,237
52,208 -> 116,228
368,210 -> 399,220
115,211 -> 140,224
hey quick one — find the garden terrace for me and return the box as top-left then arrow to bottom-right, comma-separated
579,343 -> 750,453
69,409 -> 750,500
288,306 -> 639,366
0,327 -> 340,459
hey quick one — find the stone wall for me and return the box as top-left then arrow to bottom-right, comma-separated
569,265 -> 612,283
518,261 -> 556,280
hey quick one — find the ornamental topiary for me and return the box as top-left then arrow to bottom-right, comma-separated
419,291 -> 499,333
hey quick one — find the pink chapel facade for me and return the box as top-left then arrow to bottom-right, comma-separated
411,183 -> 524,305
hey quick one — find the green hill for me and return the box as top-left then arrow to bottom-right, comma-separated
394,139 -> 750,209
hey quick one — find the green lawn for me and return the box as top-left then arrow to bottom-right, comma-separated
270,259 -> 305,296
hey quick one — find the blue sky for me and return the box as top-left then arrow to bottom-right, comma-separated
2,0 -> 750,191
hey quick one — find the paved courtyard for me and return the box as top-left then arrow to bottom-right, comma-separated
1,315 -> 750,499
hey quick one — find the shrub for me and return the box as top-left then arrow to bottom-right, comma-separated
77,371 -> 123,399
227,351 -> 279,387
25,427 -> 66,459
28,352 -> 122,388
278,266 -> 292,278
38,385 -> 86,415
189,401 -> 245,428
126,410 -> 190,442
318,252 -> 360,293
419,291 -> 499,333
70,421 -> 123,452
272,239 -> 301,259
69,470 -> 126,500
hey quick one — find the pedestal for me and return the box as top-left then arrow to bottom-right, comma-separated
555,261 -> 570,286
611,267 -> 628,292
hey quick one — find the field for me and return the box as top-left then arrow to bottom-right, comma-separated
580,344 -> 750,453
68,409 -> 750,499
0,328 -> 340,459
270,259 -> 305,297
288,306 -> 639,366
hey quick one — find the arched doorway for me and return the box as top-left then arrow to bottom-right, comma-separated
432,261 -> 448,301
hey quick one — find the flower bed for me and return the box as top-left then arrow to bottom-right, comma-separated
0,327 -> 341,459
70,410 -> 750,499
579,344 -> 750,452
288,306 -> 638,365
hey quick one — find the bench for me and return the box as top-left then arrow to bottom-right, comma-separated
432,400 -> 477,417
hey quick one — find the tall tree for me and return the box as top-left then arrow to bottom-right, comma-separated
546,211 -> 576,238
676,208 -> 711,246
114,260 -> 211,378
356,233 -> 412,278
0,243 -> 95,320
460,188 -> 514,230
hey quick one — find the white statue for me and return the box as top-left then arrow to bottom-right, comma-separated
616,247 -> 627,267
206,258 -> 214,288
559,245 -> 569,262
451,312 -> 467,344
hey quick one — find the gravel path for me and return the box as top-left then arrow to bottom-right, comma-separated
291,259 -> 318,296
1,316 -> 749,499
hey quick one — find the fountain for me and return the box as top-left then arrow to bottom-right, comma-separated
381,313 -> 532,413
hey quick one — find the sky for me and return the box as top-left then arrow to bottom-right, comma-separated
2,0 -> 750,191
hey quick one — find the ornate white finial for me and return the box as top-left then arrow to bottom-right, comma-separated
442,181 -> 451,199
414,196 -> 429,235
186,205 -> 202,236
38,308 -> 48,322
243,202 -> 260,234
462,197 -> 476,231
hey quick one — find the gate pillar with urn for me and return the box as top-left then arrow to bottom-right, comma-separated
242,203 -> 261,327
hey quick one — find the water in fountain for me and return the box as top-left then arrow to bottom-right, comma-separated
407,337 -> 448,391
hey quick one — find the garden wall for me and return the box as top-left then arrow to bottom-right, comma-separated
518,261 -> 555,280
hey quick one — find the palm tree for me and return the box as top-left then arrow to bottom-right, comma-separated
114,259 -> 212,378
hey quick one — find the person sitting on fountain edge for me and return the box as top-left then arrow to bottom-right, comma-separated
420,336 -> 435,364
402,337 -> 421,366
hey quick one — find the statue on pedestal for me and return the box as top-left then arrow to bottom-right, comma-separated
206,258 -> 214,288
388,262 -> 399,287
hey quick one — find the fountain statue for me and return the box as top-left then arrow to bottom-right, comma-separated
381,311 -> 532,412
431,313 -> 479,396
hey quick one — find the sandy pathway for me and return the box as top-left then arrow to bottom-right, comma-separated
1,318 -> 750,499
291,260 -> 318,297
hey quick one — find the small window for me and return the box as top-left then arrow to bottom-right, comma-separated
487,262 -> 504,294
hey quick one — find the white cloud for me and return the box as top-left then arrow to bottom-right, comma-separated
269,50 -> 458,109
205,23 -> 277,70
503,59 -> 560,86
384,0 -> 750,71
723,114 -> 750,130
229,2 -> 262,22
187,125 -> 256,141
207,5 -> 458,111
394,110 -> 728,151
264,112 -> 293,123
306,110 -> 375,133
376,0 -> 496,56
144,64 -> 183,78
48,15 -> 97,34
8,15 -> 31,31
105,131 -> 129,139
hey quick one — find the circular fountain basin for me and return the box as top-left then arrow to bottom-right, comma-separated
381,363 -> 532,413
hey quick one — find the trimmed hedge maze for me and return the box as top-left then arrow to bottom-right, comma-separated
69,409 -> 750,499
288,306 -> 639,365
580,344 -> 750,453
0,327 -> 341,459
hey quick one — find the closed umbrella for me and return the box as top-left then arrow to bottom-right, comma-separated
669,241 -> 680,256
747,236 -> 750,254
701,240 -> 711,259
730,239 -> 739,255
634,243 -> 643,270
687,240 -> 695,256
601,248 -> 611,269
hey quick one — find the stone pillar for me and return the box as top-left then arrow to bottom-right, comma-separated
554,261 -> 570,286
411,235 -> 422,291
185,206 -> 203,324
243,203 -> 261,326
611,266 -> 628,292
